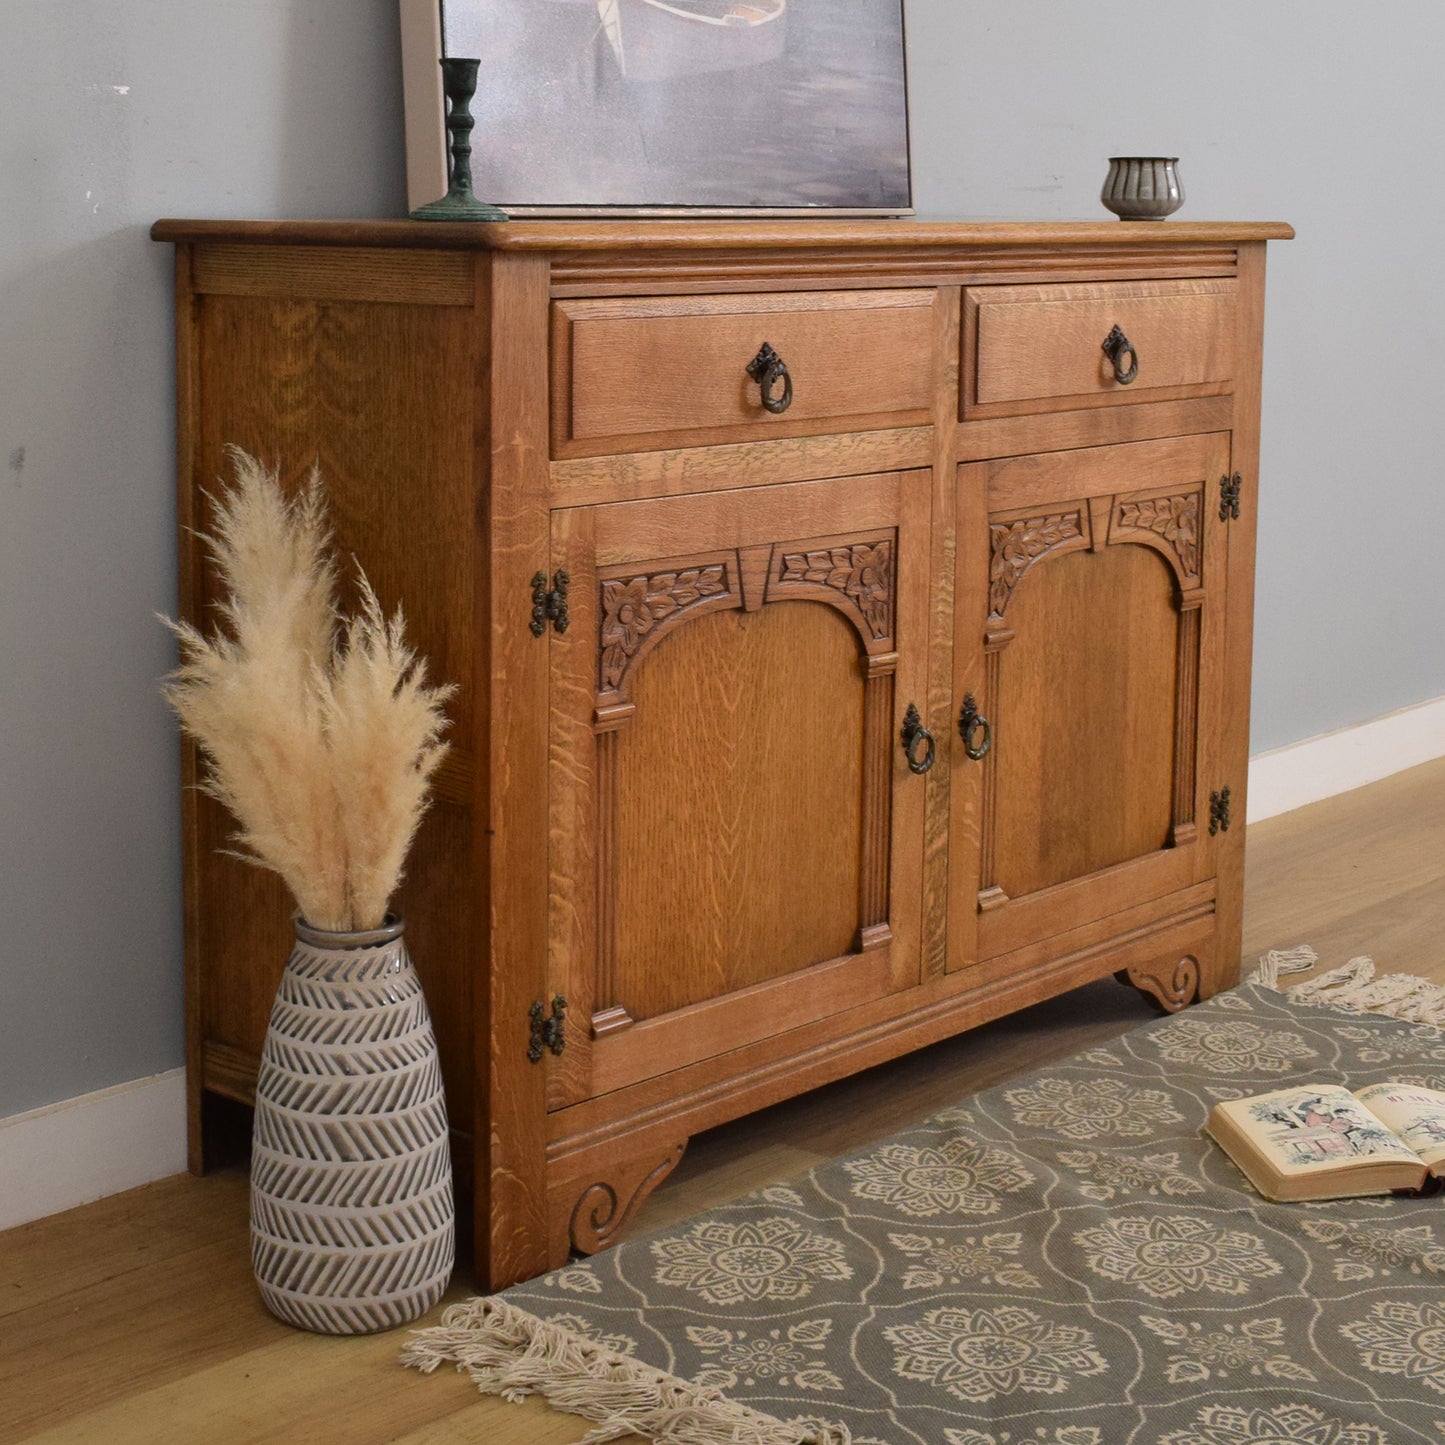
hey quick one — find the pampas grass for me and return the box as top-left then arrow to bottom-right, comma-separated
162,448 -> 454,933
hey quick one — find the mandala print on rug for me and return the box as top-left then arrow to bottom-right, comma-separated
405,969 -> 1445,1445
650,1217 -> 853,1306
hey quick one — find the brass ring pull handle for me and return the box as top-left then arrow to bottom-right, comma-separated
900,702 -> 936,775
746,341 -> 794,414
1101,324 -> 1139,385
958,692 -> 992,761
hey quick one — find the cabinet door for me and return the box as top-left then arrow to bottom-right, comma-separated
547,471 -> 931,1107
950,434 -> 1231,967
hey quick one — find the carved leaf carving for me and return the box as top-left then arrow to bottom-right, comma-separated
599,564 -> 728,691
1117,494 -> 1201,580
989,513 -> 1083,616
778,541 -> 893,639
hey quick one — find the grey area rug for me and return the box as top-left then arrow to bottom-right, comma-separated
405,957 -> 1445,1444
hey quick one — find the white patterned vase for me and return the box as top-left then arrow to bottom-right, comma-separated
250,916 -> 454,1334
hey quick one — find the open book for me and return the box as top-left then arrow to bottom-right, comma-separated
1205,1082 -> 1445,1201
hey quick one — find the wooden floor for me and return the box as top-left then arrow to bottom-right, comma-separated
6,759 -> 1445,1444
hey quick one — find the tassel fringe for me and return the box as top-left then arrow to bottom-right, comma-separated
401,1297 -> 851,1444
1251,946 -> 1445,1028
1248,946 -> 1319,990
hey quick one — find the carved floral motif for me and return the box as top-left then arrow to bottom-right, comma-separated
778,541 -> 893,639
599,564 -> 729,691
988,513 -> 1083,617
1117,493 -> 1200,580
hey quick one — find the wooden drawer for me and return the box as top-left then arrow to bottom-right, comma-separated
552,289 -> 937,457
962,278 -> 1236,419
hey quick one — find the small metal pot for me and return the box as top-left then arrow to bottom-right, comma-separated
1101,157 -> 1184,221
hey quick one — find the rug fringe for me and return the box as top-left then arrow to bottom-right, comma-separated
401,1297 -> 851,1444
1248,945 -> 1319,989
1251,947 -> 1445,1028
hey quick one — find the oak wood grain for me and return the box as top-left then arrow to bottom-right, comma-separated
1216,242 -> 1270,997
991,543 -> 1178,897
984,431 -> 1225,513
614,604 -> 865,1017
964,278 -> 1237,418
548,426 -> 932,506
187,283 -> 479,1133
955,395 -> 1234,464
478,252 -> 554,1288
552,289 -> 936,457
923,291 -> 963,979
152,218 -> 1296,250
190,244 -> 474,306
548,245 -> 1245,298
547,883 -> 1219,1156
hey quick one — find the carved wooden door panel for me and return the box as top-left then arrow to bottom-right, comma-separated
950,433 -> 1232,974
546,471 -> 931,1108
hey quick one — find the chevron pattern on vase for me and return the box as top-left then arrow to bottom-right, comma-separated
250,916 -> 455,1335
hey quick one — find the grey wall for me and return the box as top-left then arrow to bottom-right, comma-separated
0,0 -> 407,1118
906,3 -> 1445,749
2,0 -> 1440,1118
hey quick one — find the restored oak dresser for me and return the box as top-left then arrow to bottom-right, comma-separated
152,217 -> 1293,1288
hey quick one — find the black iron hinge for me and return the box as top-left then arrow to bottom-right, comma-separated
530,569 -> 570,636
1219,473 -> 1243,522
1208,786 -> 1232,836
527,996 -> 567,1063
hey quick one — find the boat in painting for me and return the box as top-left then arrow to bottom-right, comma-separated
597,0 -> 787,82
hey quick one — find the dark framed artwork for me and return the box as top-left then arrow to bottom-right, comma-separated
400,0 -> 912,216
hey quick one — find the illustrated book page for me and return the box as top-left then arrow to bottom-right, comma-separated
1353,1082 -> 1445,1173
1206,1083 -> 1428,1201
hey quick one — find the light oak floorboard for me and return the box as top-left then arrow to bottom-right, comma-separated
6,759 -> 1445,1443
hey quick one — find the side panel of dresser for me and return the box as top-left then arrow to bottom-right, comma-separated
173,244 -> 568,1287
171,244 -> 494,1231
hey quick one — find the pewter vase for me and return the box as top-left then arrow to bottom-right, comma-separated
1101,156 -> 1184,220
250,916 -> 454,1334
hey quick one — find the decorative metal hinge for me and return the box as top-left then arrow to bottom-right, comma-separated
527,996 -> 567,1063
530,569 -> 570,636
1219,472 -> 1243,522
1208,786 -> 1232,836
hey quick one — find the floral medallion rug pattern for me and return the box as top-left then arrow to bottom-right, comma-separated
405,969 -> 1445,1444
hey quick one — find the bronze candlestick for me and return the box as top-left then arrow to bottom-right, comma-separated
411,57 -> 508,222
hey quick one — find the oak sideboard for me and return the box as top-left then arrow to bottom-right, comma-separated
152,217 -> 1293,1288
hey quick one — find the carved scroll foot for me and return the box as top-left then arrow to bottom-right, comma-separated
568,1140 -> 688,1255
1115,954 -> 1200,1013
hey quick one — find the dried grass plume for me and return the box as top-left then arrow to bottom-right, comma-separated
162,448 -> 454,932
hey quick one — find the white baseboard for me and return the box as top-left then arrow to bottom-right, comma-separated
0,1069 -> 187,1232
1248,693 -> 1445,824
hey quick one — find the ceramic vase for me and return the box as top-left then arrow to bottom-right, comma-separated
1101,156 -> 1184,220
250,916 -> 454,1334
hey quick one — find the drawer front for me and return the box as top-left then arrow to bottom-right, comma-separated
963,279 -> 1236,418
553,289 -> 937,456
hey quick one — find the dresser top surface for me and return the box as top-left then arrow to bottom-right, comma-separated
151,217 -> 1294,251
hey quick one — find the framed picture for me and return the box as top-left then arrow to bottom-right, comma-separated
400,0 -> 912,216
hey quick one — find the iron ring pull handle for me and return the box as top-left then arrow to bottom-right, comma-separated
1101,324 -> 1139,385
746,341 -> 794,414
958,692 -> 992,761
900,703 -> 936,775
